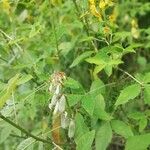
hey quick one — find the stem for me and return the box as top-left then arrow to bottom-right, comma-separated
72,0 -> 98,52
0,113 -> 51,144
12,91 -> 18,123
118,68 -> 143,86
0,56 -> 8,63
0,28 -> 23,52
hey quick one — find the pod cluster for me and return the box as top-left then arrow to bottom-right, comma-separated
48,72 -> 75,138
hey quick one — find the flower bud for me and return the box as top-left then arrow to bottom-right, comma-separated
68,119 -> 75,138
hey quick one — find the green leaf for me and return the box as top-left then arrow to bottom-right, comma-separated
67,94 -> 82,106
127,111 -> 145,120
111,120 -> 133,138
82,94 -> 95,116
94,64 -> 106,76
76,130 -> 95,150
94,95 -> 112,121
125,133 -> 150,150
95,122 -> 112,150
86,52 -> 108,65
64,77 -> 81,89
115,84 -> 141,107
139,117 -> 147,132
17,74 -> 33,85
0,74 -> 20,109
70,51 -> 93,68
144,85 -> 150,105
17,138 -> 36,150
59,42 -> 72,56
90,79 -> 105,96
143,72 -> 150,83
75,113 -> 89,141
0,126 -> 12,144
104,65 -> 112,77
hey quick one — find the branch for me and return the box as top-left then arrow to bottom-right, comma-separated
0,113 -> 51,144
118,68 -> 143,86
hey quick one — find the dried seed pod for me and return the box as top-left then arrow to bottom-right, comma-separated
68,119 -> 75,138
58,95 -> 66,113
53,102 -> 59,115
61,112 -> 69,129
49,94 -> 58,109
48,84 -> 53,93
55,84 -> 61,95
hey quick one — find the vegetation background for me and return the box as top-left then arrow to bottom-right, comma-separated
0,0 -> 150,150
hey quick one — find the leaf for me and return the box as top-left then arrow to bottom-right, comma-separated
93,64 -> 106,76
94,95 -> 112,121
95,122 -> 112,150
144,85 -> 150,105
115,84 -> 141,107
143,72 -> 150,83
76,130 -> 95,150
139,117 -> 147,132
70,51 -> 93,68
67,94 -> 83,106
127,111 -> 145,120
111,120 -> 133,138
86,52 -> 108,65
82,94 -> 95,116
0,74 -> 20,109
90,79 -> 106,96
125,133 -> 150,150
17,138 -> 36,150
104,65 -> 112,77
17,74 -> 33,85
64,77 -> 81,89
0,126 -> 12,144
59,42 -> 72,56
75,113 -> 89,141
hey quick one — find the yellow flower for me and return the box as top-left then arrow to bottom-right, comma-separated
2,0 -> 10,14
131,19 -> 138,28
104,26 -> 110,34
89,0 -> 102,20
89,0 -> 95,5
131,27 -> 139,39
99,0 -> 106,9
131,19 -> 139,39
109,7 -> 118,23
109,14 -> 116,23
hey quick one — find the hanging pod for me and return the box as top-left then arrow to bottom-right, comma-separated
58,95 -> 66,113
68,119 -> 75,138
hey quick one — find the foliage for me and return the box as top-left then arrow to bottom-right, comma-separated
0,0 -> 150,150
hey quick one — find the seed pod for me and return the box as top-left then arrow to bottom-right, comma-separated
49,94 -> 57,109
53,102 -> 59,115
68,119 -> 75,138
58,95 -> 66,113
55,84 -> 61,95
61,112 -> 69,129
48,84 -> 53,93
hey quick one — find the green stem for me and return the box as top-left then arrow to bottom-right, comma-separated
0,113 -> 51,144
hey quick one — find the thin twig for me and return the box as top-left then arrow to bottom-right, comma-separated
53,142 -> 63,150
0,29 -> 23,52
0,113 -> 51,144
118,68 -> 143,86
12,91 -> 18,123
